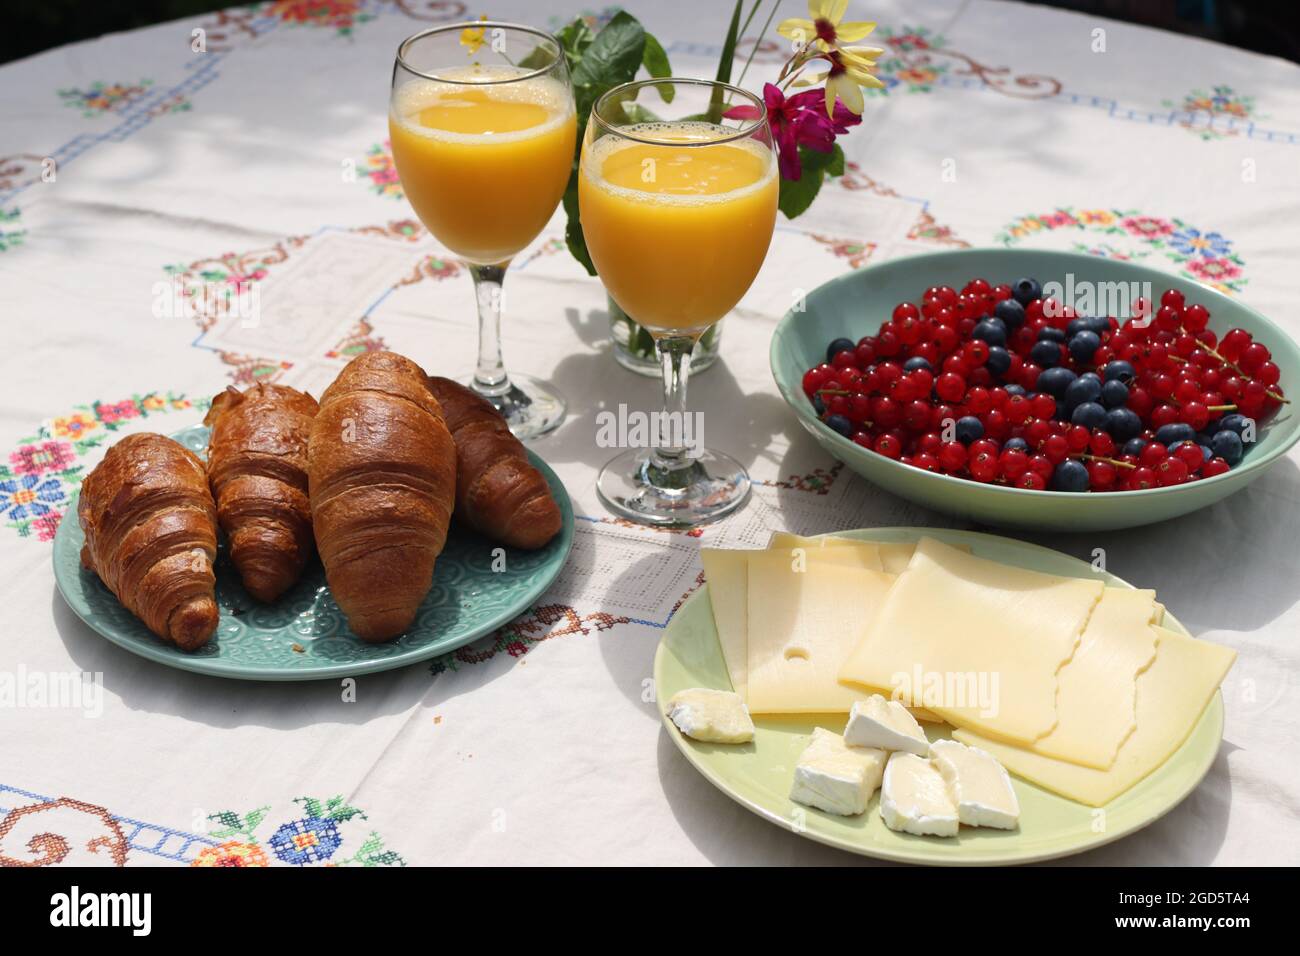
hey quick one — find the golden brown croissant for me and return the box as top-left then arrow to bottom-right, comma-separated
426,376 -> 562,550
78,432 -> 220,651
204,383 -> 319,603
309,351 -> 456,642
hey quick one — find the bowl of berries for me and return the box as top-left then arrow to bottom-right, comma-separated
771,249 -> 1299,531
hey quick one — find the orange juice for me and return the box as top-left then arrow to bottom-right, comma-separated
579,122 -> 778,332
389,66 -> 576,264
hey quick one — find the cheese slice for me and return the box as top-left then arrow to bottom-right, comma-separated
1028,587 -> 1159,769
839,537 -> 1105,744
880,752 -> 959,837
789,728 -> 887,816
746,554 -> 896,714
699,549 -> 753,697
767,534 -> 970,575
844,694 -> 930,755
955,628 -> 1235,806
931,739 -> 1019,829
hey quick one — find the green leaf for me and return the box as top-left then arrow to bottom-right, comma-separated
572,11 -> 646,90
706,1 -> 744,123
778,146 -> 845,219
562,174 -> 597,277
642,34 -> 673,101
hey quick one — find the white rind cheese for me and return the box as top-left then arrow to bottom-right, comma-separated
930,739 -> 1020,830
880,752 -> 959,837
667,688 -> 755,744
789,728 -> 886,816
844,694 -> 931,755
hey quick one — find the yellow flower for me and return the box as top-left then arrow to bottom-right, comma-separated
779,0 -> 878,50
460,14 -> 488,55
795,47 -> 885,115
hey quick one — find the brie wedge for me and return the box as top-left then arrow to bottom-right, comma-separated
789,728 -> 886,816
931,739 -> 1020,830
843,694 -> 930,755
880,752 -> 959,837
667,688 -> 754,744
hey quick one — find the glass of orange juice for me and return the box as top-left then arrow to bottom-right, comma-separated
580,79 -> 777,525
390,22 -> 576,439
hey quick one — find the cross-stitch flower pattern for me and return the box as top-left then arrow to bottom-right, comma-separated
201,796 -> 405,867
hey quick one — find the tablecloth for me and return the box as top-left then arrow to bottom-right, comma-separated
2,0 -> 1298,867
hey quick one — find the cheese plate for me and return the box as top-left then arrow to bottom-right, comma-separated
655,527 -> 1225,865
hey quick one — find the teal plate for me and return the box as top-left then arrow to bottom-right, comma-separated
53,425 -> 574,680
655,527 -> 1224,865
771,249 -> 1300,531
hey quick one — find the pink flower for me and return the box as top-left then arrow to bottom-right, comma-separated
94,400 -> 140,424
10,440 -> 76,476
724,83 -> 861,181
1187,257 -> 1241,281
1121,216 -> 1173,239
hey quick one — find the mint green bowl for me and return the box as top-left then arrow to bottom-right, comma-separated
771,249 -> 1300,531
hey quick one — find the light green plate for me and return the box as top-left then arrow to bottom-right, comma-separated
771,249 -> 1300,531
655,527 -> 1224,865
53,425 -> 574,681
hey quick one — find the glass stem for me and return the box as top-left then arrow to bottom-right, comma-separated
650,334 -> 699,478
470,261 -> 510,398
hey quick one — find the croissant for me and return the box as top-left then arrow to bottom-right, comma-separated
204,383 -> 318,603
309,351 -> 456,642
78,432 -> 220,651
426,376 -> 562,550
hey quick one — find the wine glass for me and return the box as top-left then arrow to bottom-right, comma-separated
390,22 -> 576,439
579,79 -> 777,525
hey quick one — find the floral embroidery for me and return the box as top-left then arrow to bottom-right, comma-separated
996,207 -> 1248,295
0,207 -> 23,253
1162,85 -> 1257,140
866,25 -> 1060,100
431,605 -> 631,675
358,140 -> 403,199
202,796 -> 404,867
811,235 -> 877,269
265,0 -> 376,36
58,81 -> 153,117
1,392 -> 205,543
191,841 -> 270,868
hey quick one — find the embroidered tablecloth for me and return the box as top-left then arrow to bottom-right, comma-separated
2,0 -> 1298,866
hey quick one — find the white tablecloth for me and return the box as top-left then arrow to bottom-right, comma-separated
2,0 -> 1298,866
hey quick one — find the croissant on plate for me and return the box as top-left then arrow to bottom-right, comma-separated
204,383 -> 319,603
309,351 -> 457,642
426,376 -> 562,550
78,432 -> 220,651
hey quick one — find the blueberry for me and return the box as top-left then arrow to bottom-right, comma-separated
1199,443 -> 1214,462
1086,315 -> 1111,335
1068,330 -> 1101,364
825,413 -> 853,438
955,416 -> 985,444
972,318 -> 1007,347
1102,360 -> 1136,384
1004,383 -> 1027,397
1052,459 -> 1090,492
826,337 -> 856,363
1036,366 -> 1078,398
812,394 -> 826,415
1037,327 -> 1066,343
1012,277 -> 1042,305
1003,437 -> 1029,452
1071,401 -> 1108,430
1200,419 -> 1222,437
1064,375 -> 1102,410
994,298 -> 1025,329
1155,423 -> 1196,446
1210,429 -> 1244,465
985,345 -> 1011,377
903,356 -> 934,373
1217,413 -> 1250,437
1030,340 -> 1062,368
1100,379 -> 1130,409
1066,317 -> 1089,339
1121,437 -> 1148,458
1106,407 -> 1143,441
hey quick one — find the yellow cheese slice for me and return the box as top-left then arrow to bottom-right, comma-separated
955,628 -> 1235,806
1027,587 -> 1159,769
699,549 -> 752,697
746,554 -> 896,714
768,533 -> 972,575
701,544 -> 890,699
839,537 -> 1105,744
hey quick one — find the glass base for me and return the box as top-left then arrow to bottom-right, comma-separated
596,447 -> 751,528
468,373 -> 566,440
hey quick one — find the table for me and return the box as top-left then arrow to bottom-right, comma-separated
2,0 -> 1298,867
